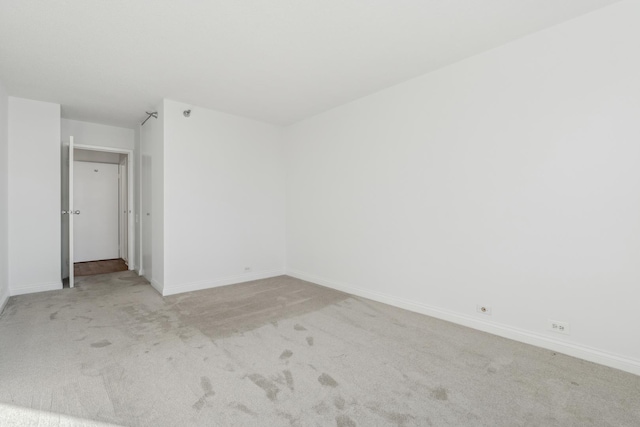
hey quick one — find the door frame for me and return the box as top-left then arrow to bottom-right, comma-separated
118,155 -> 128,263
74,144 -> 135,271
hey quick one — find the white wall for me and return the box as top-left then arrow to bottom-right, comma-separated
163,99 -> 285,295
134,127 -> 141,273
0,79 -> 9,312
8,97 -> 61,295
140,103 -> 164,293
74,149 -> 121,164
61,119 -> 134,150
285,1 -> 640,375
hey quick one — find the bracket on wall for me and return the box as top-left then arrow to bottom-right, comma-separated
141,111 -> 158,126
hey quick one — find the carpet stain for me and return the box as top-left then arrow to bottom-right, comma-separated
49,312 -> 58,320
336,414 -> 356,427
294,324 -> 307,331
280,349 -> 293,360
193,376 -> 215,411
283,370 -> 294,391
90,339 -> 112,348
313,401 -> 331,415
276,410 -> 299,426
201,376 -> 213,393
334,396 -> 346,410
248,373 -> 280,401
306,336 -> 314,346
431,387 -> 448,401
371,407 -> 415,427
230,402 -> 256,416
192,396 -> 207,411
318,373 -> 338,387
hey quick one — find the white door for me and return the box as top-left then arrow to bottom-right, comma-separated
63,136 -> 76,288
74,161 -> 120,263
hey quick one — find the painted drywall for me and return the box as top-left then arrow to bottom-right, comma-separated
162,99 -> 285,295
8,97 -> 61,295
285,1 -> 640,375
0,79 -> 8,312
74,149 -> 121,164
61,119 -> 134,150
134,127 -> 141,272
73,161 -> 119,263
140,103 -> 164,293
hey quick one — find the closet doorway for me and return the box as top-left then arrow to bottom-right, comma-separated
61,142 -> 134,287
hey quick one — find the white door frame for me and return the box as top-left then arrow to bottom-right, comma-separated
74,144 -> 135,271
68,136 -> 75,287
118,156 -> 128,263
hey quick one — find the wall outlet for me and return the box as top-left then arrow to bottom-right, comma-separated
548,319 -> 570,335
476,305 -> 492,315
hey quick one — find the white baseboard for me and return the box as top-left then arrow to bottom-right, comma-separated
287,269 -> 640,377
162,269 -> 286,296
149,278 -> 163,295
137,267 -> 145,276
9,281 -> 63,296
0,289 -> 9,316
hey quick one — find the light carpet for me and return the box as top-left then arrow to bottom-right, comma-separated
0,272 -> 638,426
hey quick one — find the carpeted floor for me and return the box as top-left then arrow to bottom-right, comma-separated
0,272 -> 638,427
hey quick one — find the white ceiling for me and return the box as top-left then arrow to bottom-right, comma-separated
0,0 -> 621,128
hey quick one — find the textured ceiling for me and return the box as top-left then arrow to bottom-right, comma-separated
0,0 -> 621,128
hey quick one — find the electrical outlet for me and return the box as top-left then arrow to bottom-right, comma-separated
548,319 -> 570,335
476,305 -> 492,315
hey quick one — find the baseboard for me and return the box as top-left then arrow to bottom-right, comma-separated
9,281 -> 63,296
138,267 -> 145,276
162,269 -> 286,296
0,288 -> 9,316
149,278 -> 163,295
287,269 -> 640,377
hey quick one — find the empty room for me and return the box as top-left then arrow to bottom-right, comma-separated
0,1 -> 639,426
